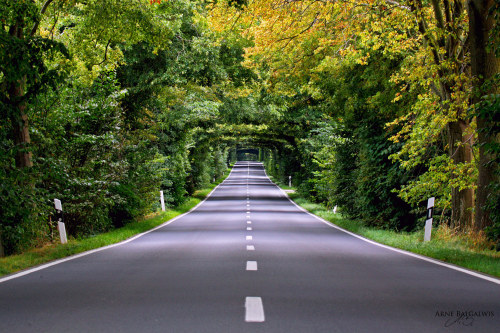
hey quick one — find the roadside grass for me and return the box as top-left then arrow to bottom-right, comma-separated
0,170 -> 230,278
286,192 -> 500,278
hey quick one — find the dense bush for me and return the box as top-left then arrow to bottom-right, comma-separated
263,55 -> 419,231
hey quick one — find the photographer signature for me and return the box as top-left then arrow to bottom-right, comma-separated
444,313 -> 474,327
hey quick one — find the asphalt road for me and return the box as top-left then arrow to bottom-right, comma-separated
1,161 -> 499,332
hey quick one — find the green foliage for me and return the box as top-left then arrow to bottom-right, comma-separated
262,52 -> 419,231
0,174 -> 229,277
0,0 -> 238,254
476,93 -> 500,247
1,0 -> 497,256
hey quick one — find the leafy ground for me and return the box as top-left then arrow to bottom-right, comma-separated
286,191 -> 500,278
0,171 -> 230,278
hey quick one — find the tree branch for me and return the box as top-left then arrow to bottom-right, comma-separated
443,0 -> 452,24
97,39 -> 112,65
385,0 -> 411,11
276,12 -> 320,43
30,0 -> 56,36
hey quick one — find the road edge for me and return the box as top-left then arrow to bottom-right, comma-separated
260,164 -> 500,286
0,168 -> 234,284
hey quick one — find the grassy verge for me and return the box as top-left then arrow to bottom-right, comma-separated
0,170 -> 230,278
285,191 -> 500,278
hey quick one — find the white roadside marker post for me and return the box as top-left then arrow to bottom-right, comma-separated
54,199 -> 67,244
333,205 -> 338,214
288,175 -> 292,187
160,191 -> 165,212
424,197 -> 435,242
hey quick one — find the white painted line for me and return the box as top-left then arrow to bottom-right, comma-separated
246,235 -> 253,241
246,261 -> 258,271
246,215 -> 250,218
247,245 -> 255,251
247,227 -> 252,231
245,297 -> 265,322
246,211 -> 250,214
247,221 -> 252,224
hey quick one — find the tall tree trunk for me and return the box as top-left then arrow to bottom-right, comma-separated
448,120 -> 475,229
9,21 -> 33,169
1,21 -> 32,257
467,0 -> 500,231
9,78 -> 33,169
411,0 -> 476,230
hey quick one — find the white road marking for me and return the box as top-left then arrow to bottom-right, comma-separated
246,215 -> 250,218
246,235 -> 253,241
245,297 -> 265,322
247,227 -> 252,231
247,221 -> 252,224
246,261 -> 258,270
0,176 -> 227,284
247,245 -> 255,251
272,174 -> 500,286
246,211 -> 250,214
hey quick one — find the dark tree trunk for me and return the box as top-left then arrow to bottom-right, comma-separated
467,0 -> 499,231
1,20 -> 33,257
447,120 -> 474,229
8,21 -> 33,169
9,78 -> 33,169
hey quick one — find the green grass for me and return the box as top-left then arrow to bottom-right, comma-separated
0,170 -> 230,278
287,192 -> 500,278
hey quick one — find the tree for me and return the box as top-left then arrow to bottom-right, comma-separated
208,0 -> 498,234
467,0 -> 499,231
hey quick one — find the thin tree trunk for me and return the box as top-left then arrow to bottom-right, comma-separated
467,0 -> 499,231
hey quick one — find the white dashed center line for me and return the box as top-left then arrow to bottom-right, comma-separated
246,235 -> 253,241
247,227 -> 252,231
246,245 -> 255,251
246,261 -> 258,271
245,297 -> 265,322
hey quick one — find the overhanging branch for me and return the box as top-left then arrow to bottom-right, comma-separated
31,0 -> 56,36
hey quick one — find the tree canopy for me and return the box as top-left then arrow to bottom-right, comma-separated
1,0 -> 498,255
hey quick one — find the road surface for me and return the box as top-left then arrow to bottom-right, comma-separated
1,161 -> 499,332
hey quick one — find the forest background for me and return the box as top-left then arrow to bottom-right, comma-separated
0,0 -> 498,256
